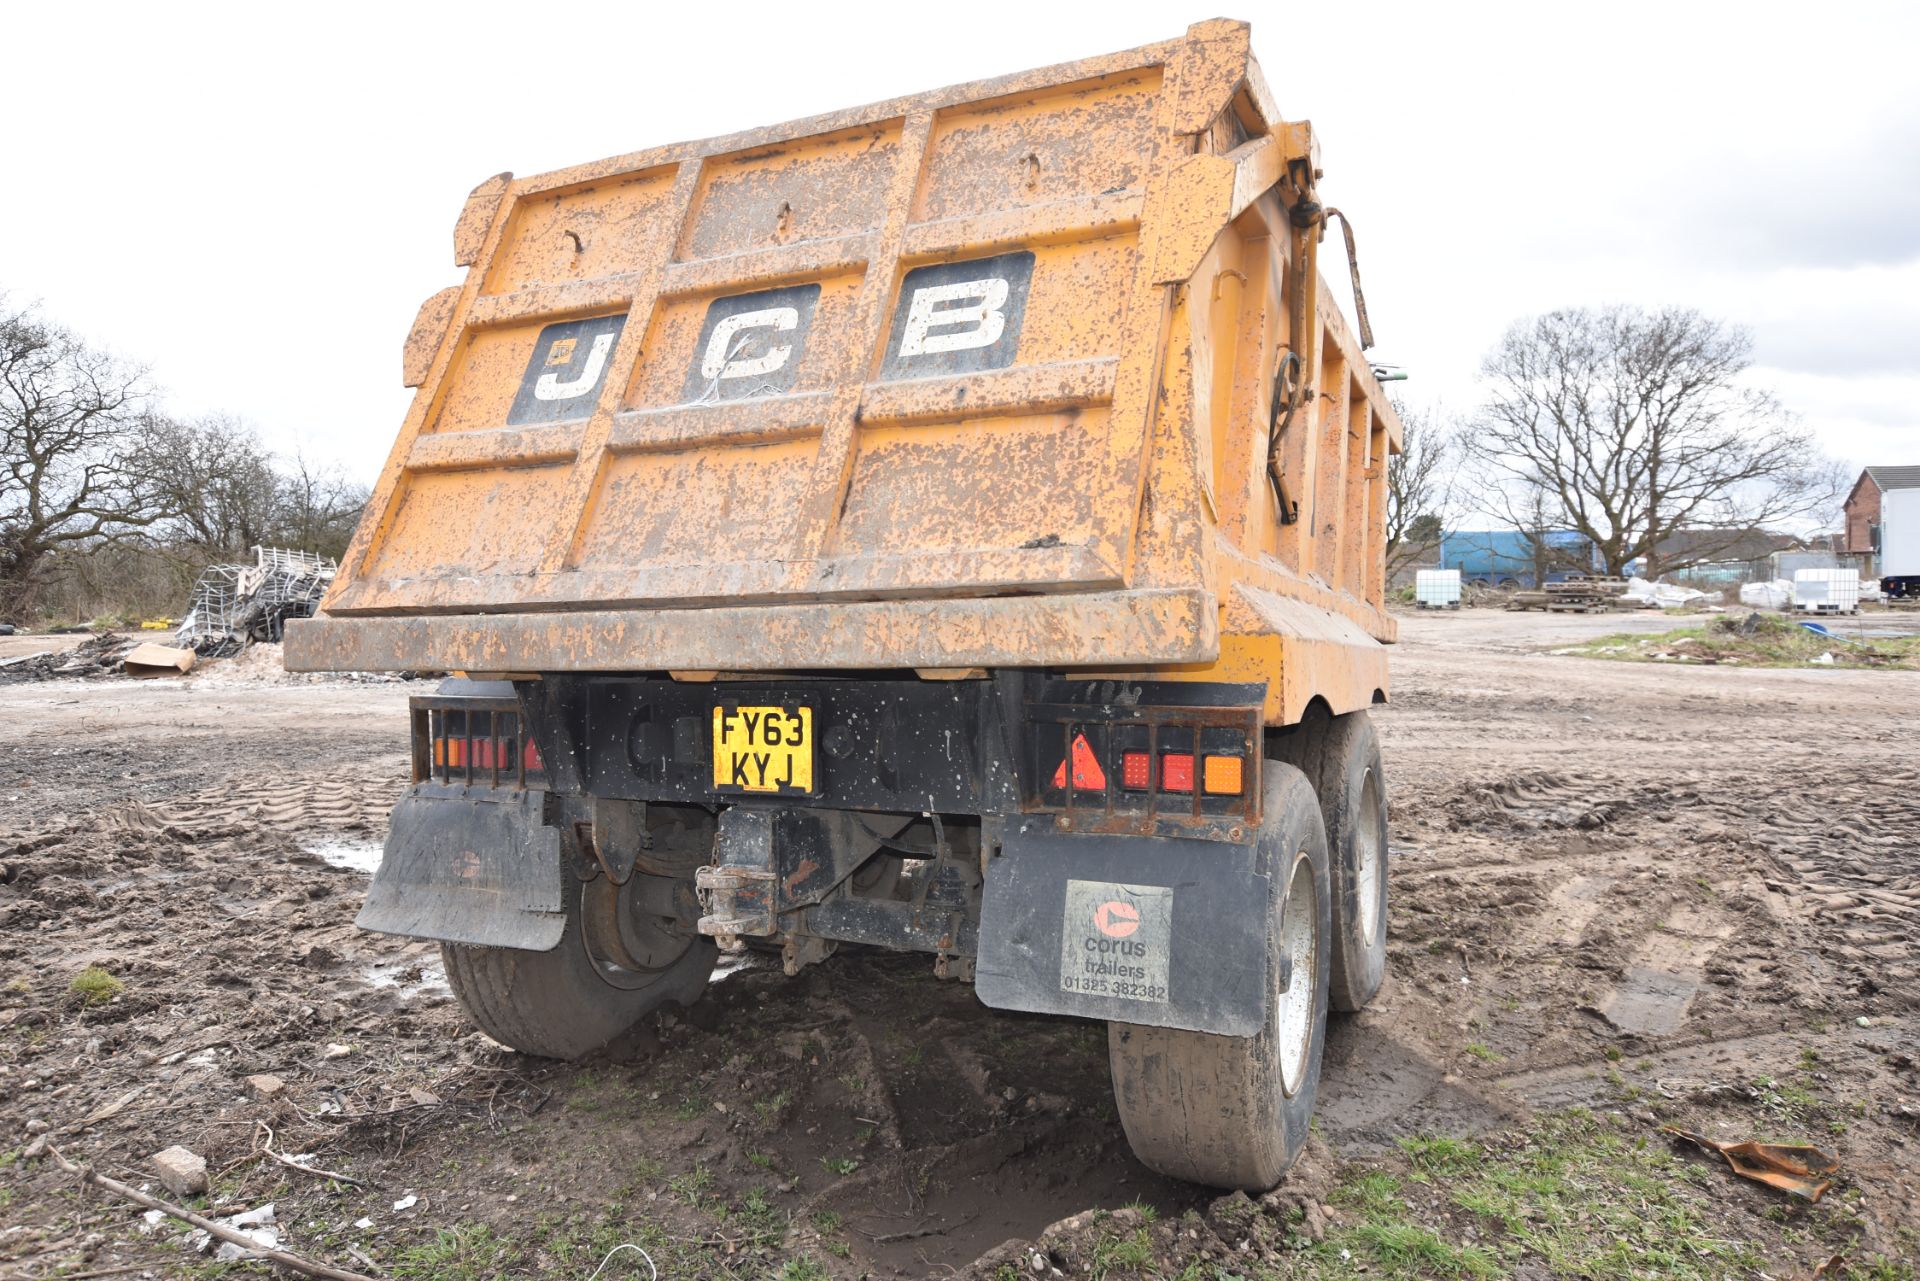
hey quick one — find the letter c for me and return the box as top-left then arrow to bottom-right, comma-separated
701,307 -> 799,381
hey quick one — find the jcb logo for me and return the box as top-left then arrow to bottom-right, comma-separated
507,252 -> 1036,423
677,251 -> 1035,399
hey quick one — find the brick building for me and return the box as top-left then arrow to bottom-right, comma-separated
1843,465 -> 1920,559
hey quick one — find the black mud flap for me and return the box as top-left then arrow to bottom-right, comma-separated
975,818 -> 1271,1036
356,789 -> 566,951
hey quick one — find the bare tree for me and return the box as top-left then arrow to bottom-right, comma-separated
142,413 -> 283,559
272,447 -> 367,562
1384,400 -> 1456,579
1464,305 -> 1838,578
142,416 -> 368,565
0,299 -> 174,617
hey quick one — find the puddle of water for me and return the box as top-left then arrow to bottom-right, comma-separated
97,869 -> 194,896
304,837 -> 383,875
1601,965 -> 1698,1036
362,958 -> 449,999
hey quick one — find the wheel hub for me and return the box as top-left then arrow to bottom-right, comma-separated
1356,766 -> 1384,947
579,875 -> 692,989
1276,851 -> 1317,1098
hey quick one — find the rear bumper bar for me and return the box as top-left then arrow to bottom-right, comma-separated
282,588 -> 1216,674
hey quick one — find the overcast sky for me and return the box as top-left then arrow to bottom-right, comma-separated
5,0 -> 1916,489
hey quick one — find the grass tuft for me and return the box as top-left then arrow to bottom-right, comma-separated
69,966 -> 124,1006
391,1223 -> 521,1279
1562,616 -> 1919,670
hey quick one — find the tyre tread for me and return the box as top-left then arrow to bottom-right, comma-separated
1107,765 -> 1332,1190
440,879 -> 715,1059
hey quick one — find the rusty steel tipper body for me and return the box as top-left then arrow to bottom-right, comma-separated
291,21 -> 1403,1192
287,19 -> 1399,715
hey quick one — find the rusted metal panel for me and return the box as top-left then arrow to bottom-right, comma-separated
285,588 -> 1217,674
298,19 -> 1404,726
452,173 -> 511,268
401,287 -> 460,389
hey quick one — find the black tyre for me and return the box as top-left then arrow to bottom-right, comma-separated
1106,764 -> 1332,1190
1270,709 -> 1389,1013
1312,712 -> 1389,1011
442,872 -> 715,1059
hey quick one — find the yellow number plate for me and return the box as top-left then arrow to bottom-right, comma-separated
711,705 -> 814,794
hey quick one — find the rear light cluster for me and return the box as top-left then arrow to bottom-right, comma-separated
433,734 -> 542,774
1048,739 -> 1248,797
1039,718 -> 1257,827
413,699 -> 546,789
1025,686 -> 1265,830
1113,750 -> 1242,795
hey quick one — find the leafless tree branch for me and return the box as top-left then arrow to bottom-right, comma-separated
1461,305 -> 1841,577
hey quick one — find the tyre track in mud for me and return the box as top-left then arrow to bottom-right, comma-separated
1352,609 -> 1919,1257
1,684 -> 1211,1277
2,619 -> 1917,1277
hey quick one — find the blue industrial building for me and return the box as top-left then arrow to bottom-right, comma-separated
1437,530 -> 1609,588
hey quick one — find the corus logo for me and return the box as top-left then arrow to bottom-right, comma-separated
1094,900 -> 1141,939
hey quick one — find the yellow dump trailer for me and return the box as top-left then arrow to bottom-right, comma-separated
289,19 -> 1400,1191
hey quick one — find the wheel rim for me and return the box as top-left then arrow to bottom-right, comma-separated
1277,852 -> 1318,1098
579,876 -> 691,991
1355,766 -> 1385,947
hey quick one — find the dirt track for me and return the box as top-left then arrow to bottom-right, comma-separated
1,614 -> 1915,1278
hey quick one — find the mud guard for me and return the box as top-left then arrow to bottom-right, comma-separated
974,818 -> 1272,1036
356,788 -> 566,951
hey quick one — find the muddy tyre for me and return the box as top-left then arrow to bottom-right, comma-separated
1106,764 -> 1332,1190
442,873 -> 714,1059
1312,712 -> 1389,1012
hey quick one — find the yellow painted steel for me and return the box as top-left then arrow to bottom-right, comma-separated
287,18 -> 1402,725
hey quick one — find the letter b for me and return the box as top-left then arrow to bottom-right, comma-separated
898,278 -> 1009,357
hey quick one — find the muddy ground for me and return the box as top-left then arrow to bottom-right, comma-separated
0,611 -> 1915,1279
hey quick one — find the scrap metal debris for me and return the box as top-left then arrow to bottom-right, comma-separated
177,545 -> 335,656
1661,1125 -> 1840,1201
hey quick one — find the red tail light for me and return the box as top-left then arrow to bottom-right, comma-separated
1120,751 -> 1152,790
1161,753 -> 1195,793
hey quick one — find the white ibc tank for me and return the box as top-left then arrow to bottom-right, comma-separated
1416,569 -> 1462,608
1793,568 -> 1860,612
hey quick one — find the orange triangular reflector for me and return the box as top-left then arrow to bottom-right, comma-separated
1050,734 -> 1107,791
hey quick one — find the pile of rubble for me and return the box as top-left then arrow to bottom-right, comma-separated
0,546 -> 340,685
0,632 -> 143,683
176,546 -> 336,656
